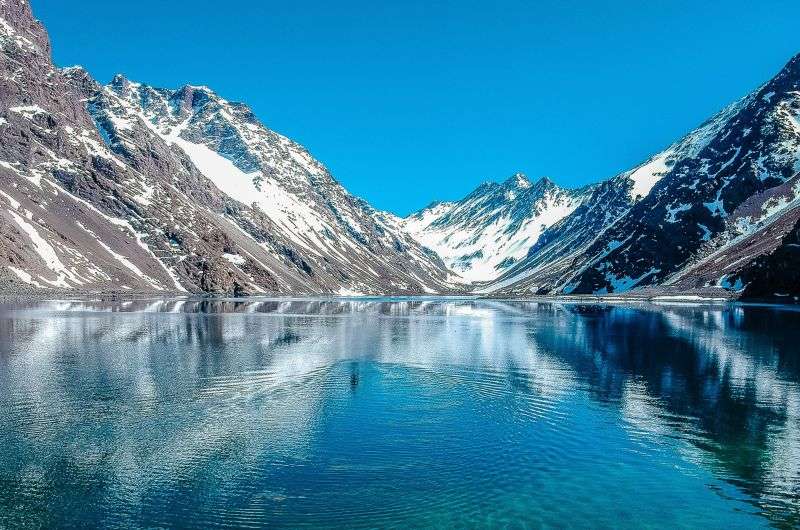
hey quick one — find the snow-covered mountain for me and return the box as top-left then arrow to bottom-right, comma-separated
2,0 -> 799,301
403,174 -> 590,282
0,0 -> 455,296
483,54 -> 800,300
405,83 -> 760,294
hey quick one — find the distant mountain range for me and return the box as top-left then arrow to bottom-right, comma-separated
1,0 -> 798,302
402,174 -> 590,282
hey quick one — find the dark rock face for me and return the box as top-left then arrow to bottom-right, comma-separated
661,173 -> 800,295
739,218 -> 800,302
562,54 -> 800,295
483,54 -> 800,301
0,0 -> 455,296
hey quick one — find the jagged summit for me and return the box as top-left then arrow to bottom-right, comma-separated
531,176 -> 560,192
403,172 -> 586,282
61,64 -> 87,75
501,172 -> 532,189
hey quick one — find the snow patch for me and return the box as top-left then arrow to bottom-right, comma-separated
9,211 -> 79,288
698,223 -> 712,241
223,253 -> 246,266
0,189 -> 20,209
652,295 -> 728,302
665,203 -> 691,223
9,105 -> 47,118
7,266 -> 45,288
336,287 -> 365,297
626,152 -> 671,200
603,267 -> 660,293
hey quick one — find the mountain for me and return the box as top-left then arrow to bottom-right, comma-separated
737,208 -> 800,302
665,171 -> 800,301
476,173 -> 637,294
403,174 -> 590,282
481,54 -> 800,300
0,0 -> 455,296
2,0 -> 799,301
477,96 -> 749,295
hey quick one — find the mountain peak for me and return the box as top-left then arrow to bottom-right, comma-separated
533,176 -> 556,188
62,64 -> 93,83
501,173 -> 532,189
176,83 -> 215,98
110,73 -> 131,89
61,64 -> 87,76
62,65 -> 100,96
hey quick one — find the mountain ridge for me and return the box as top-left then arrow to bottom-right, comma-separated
402,172 -> 591,282
0,0 -> 458,296
480,52 -> 800,300
1,0 -> 799,302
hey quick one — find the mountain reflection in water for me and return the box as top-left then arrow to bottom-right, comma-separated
0,298 -> 797,528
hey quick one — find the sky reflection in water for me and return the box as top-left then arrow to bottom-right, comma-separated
0,298 -> 798,528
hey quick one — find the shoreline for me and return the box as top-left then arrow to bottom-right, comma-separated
0,290 -> 797,308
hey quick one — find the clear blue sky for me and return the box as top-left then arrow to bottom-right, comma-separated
32,0 -> 800,215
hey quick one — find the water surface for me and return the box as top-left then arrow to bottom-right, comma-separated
0,298 -> 798,528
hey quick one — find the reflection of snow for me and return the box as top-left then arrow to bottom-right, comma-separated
0,298 -> 579,499
657,308 -> 800,504
3,298 -> 799,521
621,380 -> 672,438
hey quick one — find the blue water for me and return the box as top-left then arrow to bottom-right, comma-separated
0,298 -> 798,528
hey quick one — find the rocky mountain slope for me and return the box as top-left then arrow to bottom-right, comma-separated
403,174 -> 590,282
481,54 -> 800,301
2,0 -> 798,301
737,213 -> 800,302
0,0 -> 455,296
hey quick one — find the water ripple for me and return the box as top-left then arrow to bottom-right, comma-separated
0,299 -> 798,527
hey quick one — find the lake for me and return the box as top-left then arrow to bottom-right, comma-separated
0,298 -> 798,528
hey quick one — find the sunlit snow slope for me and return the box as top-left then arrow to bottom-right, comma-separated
403,174 -> 589,282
